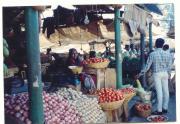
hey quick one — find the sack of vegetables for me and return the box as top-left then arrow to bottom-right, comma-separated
96,88 -> 125,110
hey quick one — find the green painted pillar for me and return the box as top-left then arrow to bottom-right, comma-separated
25,7 -> 44,124
114,8 -> 123,89
140,33 -> 146,88
149,22 -> 153,51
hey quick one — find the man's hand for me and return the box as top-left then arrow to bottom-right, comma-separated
134,72 -> 144,79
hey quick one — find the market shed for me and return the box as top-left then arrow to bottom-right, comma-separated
3,4 -> 168,124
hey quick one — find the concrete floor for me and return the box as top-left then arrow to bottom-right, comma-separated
128,93 -> 176,122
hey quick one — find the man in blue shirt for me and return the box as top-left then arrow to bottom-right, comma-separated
140,38 -> 172,115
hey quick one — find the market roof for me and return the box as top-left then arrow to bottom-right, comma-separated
3,4 -> 163,45
136,4 -> 163,15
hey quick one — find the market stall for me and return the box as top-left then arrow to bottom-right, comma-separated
3,4 -> 175,124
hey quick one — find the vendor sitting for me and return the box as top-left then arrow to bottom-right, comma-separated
66,48 -> 83,66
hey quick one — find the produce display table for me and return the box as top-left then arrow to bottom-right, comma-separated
4,67 -> 19,79
84,68 -> 116,89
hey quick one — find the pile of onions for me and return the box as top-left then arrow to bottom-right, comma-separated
4,93 -> 31,124
42,92 -> 82,124
57,88 -> 87,101
57,88 -> 106,123
5,92 -> 82,124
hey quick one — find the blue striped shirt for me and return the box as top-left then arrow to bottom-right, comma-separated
143,48 -> 172,73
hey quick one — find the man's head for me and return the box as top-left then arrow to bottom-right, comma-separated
163,44 -> 169,51
125,45 -> 130,51
130,44 -> 134,50
155,38 -> 165,48
89,51 -> 96,58
46,48 -> 51,54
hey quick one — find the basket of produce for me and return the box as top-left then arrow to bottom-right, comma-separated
147,115 -> 168,122
135,102 -> 152,118
96,88 -> 125,110
99,100 -> 125,111
83,58 -> 110,69
68,66 -> 83,74
118,87 -> 136,102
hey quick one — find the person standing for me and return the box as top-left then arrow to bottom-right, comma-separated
123,44 -> 130,58
129,44 -> 138,58
139,38 -> 172,115
163,44 -> 170,52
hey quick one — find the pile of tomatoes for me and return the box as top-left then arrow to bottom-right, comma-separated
82,58 -> 109,65
118,87 -> 136,94
96,88 -> 124,103
135,103 -> 151,111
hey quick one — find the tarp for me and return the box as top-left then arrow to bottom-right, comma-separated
123,5 -> 151,36
48,21 -> 99,44
44,19 -> 160,45
143,4 -> 163,15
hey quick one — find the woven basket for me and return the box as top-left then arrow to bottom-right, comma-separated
87,61 -> 110,69
137,109 -> 151,118
99,98 -> 125,111
68,66 -> 83,74
124,92 -> 136,102
135,103 -> 152,118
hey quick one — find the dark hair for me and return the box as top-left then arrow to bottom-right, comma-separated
125,45 -> 130,50
89,51 -> 96,58
69,48 -> 77,57
163,44 -> 169,51
46,48 -> 51,54
155,38 -> 165,48
130,44 -> 134,49
47,48 -> 51,51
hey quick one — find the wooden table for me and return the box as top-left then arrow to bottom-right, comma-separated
84,68 -> 116,89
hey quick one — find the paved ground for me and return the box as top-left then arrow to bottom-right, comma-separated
128,93 -> 176,122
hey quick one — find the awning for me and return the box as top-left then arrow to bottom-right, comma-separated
136,4 -> 163,15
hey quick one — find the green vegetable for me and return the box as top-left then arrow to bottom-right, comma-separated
3,38 -> 8,48
3,46 -> 9,58
4,64 -> 9,76
3,38 -> 9,58
136,79 -> 146,94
